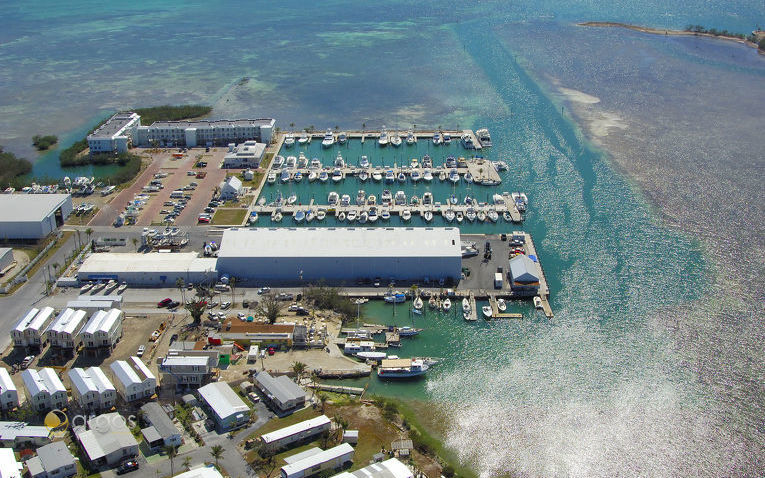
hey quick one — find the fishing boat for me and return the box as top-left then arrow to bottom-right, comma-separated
332,169 -> 343,182
497,298 -> 507,312
423,211 -> 433,222
347,210 -> 357,222
359,171 -> 369,182
477,210 -> 487,222
413,297 -> 423,312
272,211 -> 283,222
266,172 -> 277,184
465,208 -> 477,222
449,169 -> 460,183
284,133 -> 295,147
337,211 -> 346,221
287,194 -> 298,205
423,169 -> 433,182
455,211 -> 464,223
410,170 -> 421,182
322,129 -> 335,148
381,190 -> 393,205
316,209 -> 327,221
293,171 -> 303,182
280,169 -> 291,183
310,158 -> 322,169
372,170 -> 383,182
443,209 -> 455,222
356,190 -> 366,205
272,155 -> 285,169
477,128 -> 492,147
308,171 -> 318,182
297,153 -> 308,168
338,131 -> 347,144
534,296 -> 543,309
487,210 -> 499,222
305,209 -> 315,222
401,210 -> 412,221
422,192 -> 433,205
368,207 -> 378,222
406,130 -> 416,145
298,133 -> 309,145
294,210 -> 306,223
442,298 -> 452,312
443,132 -> 452,144
390,132 -> 402,147
340,194 -> 351,207
433,131 -> 442,145
358,211 -> 368,223
80,282 -> 94,293
381,209 -> 391,220
328,191 -> 339,205
378,127 -> 389,147
384,292 -> 407,303
377,358 -> 432,379
482,305 -> 493,319
398,326 -> 422,336
503,211 -> 513,222
394,191 -> 406,205
319,170 -> 329,183
117,281 -> 128,294
397,171 -> 407,183
464,172 -> 474,183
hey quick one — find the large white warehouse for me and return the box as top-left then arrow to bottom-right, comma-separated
0,194 -> 73,239
216,227 -> 462,283
77,253 -> 218,286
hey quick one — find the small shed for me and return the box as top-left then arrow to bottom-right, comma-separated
247,345 -> 259,363
343,430 -> 359,445
391,439 -> 413,458
240,381 -> 254,393
182,394 -> 198,407
244,170 -> 255,181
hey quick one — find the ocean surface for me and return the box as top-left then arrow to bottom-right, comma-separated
3,1 -> 764,476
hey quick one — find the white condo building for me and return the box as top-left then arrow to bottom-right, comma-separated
45,308 -> 87,349
68,367 -> 117,411
78,309 -> 123,350
11,307 -> 55,349
110,356 -> 157,403
0,368 -> 19,411
87,113 -> 141,154
21,368 -> 67,412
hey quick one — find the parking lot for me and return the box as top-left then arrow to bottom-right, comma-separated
460,233 -> 528,292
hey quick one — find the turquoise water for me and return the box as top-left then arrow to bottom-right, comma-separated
3,1 -> 763,475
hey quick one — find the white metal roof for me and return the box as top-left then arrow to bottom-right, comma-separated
80,309 -> 122,336
36,440 -> 76,472
79,252 -> 216,274
255,371 -> 305,405
130,356 -> 155,381
0,422 -> 51,441
172,467 -> 225,478
47,308 -> 87,335
261,415 -> 331,444
162,356 -> 209,367
15,307 -> 55,334
509,255 -> 539,283
110,360 -> 141,388
12,308 -> 39,333
198,382 -> 249,420
332,458 -> 413,478
218,227 -> 462,259
281,443 -> 354,476
21,368 -> 66,397
75,412 -> 137,460
0,368 -> 16,394
0,448 -> 22,478
283,447 -> 323,464
0,194 -> 70,223
69,367 -> 115,395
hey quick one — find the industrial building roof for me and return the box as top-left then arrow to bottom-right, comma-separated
255,371 -> 305,405
140,402 -> 180,441
74,412 -> 137,461
80,309 -> 122,336
0,368 -> 16,394
331,458 -> 413,478
0,422 -> 51,441
78,252 -> 217,275
14,307 -> 54,334
218,227 -> 462,259
198,382 -> 249,420
261,415 -> 331,444
21,368 -> 66,397
0,194 -> 71,223
68,367 -> 115,395
281,443 -> 354,476
34,441 -> 75,473
147,118 -> 274,129
509,255 -> 539,284
47,308 -> 87,336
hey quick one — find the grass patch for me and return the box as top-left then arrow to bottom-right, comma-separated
133,105 -> 211,125
212,208 -> 247,225
241,172 -> 264,189
262,152 -> 275,168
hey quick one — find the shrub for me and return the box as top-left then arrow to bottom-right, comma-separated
32,135 -> 58,150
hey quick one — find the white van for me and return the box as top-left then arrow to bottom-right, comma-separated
170,190 -> 185,199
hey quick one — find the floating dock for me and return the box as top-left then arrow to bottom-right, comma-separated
309,384 -> 365,395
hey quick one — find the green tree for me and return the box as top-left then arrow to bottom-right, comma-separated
164,445 -> 177,476
182,456 -> 192,471
210,444 -> 224,468
229,277 -> 237,307
318,393 -> 328,413
185,300 -> 206,327
132,237 -> 139,251
176,277 -> 186,304
291,361 -> 307,383
257,292 -> 283,324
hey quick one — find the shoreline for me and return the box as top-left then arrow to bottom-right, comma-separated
578,21 -> 763,52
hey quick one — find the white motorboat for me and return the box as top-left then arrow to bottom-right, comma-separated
464,172 -> 474,183
401,210 -> 412,221
438,170 -> 447,181
477,128 -> 492,147
477,210 -> 487,222
356,190 -> 366,205
423,169 -> 433,182
308,171 -> 318,182
248,211 -> 258,224
460,133 -> 474,149
390,132 -> 402,147
310,158 -> 322,169
445,156 -> 457,168
372,170 -> 383,182
443,209 -> 455,222
117,281 -> 128,294
359,155 -> 370,168
358,211 -> 368,224
413,296 -> 423,311
334,152 -> 345,168
328,192 -> 339,205
397,171 -> 407,183
377,358 -> 432,379
272,211 -> 283,222
298,133 -> 309,145
284,133 -> 295,147
493,160 -> 508,171
385,170 -> 395,183
280,169 -> 291,183
319,170 -> 329,183
381,209 -> 391,220
368,207 -> 378,222
443,132 -> 452,144
456,211 -> 464,223
293,210 -> 305,223
503,211 -> 513,222
378,127 -> 389,147
305,209 -> 315,222
422,192 -> 433,205
337,211 -> 346,221
410,195 -> 420,206
285,155 -> 297,168
359,171 -> 369,182
332,169 -> 343,182
367,194 -> 377,205
394,190 -> 406,205
442,298 -> 451,312
497,298 -> 507,312
297,152 -> 308,168
80,282 -> 94,293
316,209 -> 327,221
272,155 -> 284,169
338,131 -> 347,144
340,194 -> 351,207
287,194 -> 298,205
322,129 -> 335,148
293,171 -> 303,182
487,210 -> 499,222
449,169 -> 460,183
422,154 -> 432,168
534,296 -> 543,309
411,170 -> 421,182
433,131 -> 442,145
381,189 -> 393,205
462,298 -> 470,313
423,211 -> 433,222
406,130 -> 416,145
465,208 -> 477,222
482,305 -> 493,319
266,171 -> 276,184
347,210 -> 357,222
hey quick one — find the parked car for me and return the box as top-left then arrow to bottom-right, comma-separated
20,355 -> 35,369
248,392 -> 260,403
204,207 -> 215,214
220,301 -> 231,310
167,301 -> 180,309
267,347 -> 275,356
117,460 -> 139,475
187,171 -> 196,176
198,216 -> 210,224
258,287 -> 271,294
136,345 -> 145,357
157,298 -> 172,307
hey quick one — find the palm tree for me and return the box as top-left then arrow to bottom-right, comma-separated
309,371 -> 319,398
291,361 -> 307,383
210,445 -> 224,469
290,122 -> 295,132
333,414 -> 349,440
51,262 -> 60,278
318,393 -> 328,413
164,445 -> 177,476
176,278 -> 186,304
182,456 -> 192,471
229,277 -> 237,307
132,237 -> 139,251
85,227 -> 93,247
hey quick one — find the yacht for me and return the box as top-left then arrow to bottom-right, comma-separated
347,210 -> 357,222
356,190 -> 366,205
401,210 -> 412,221
423,169 -> 433,182
455,211 -> 464,223
482,305 -> 493,319
378,127 -> 389,147
117,281 -> 128,294
512,192 -> 529,212
368,207 -> 378,222
360,155 -> 370,168
319,170 -> 329,183
394,190 -> 407,205
397,171 -> 407,183
381,190 -> 393,205
493,160 -> 508,171
338,131 -> 347,144
445,156 -> 457,168
332,168 -> 343,182
286,155 -> 297,168
316,209 -> 327,221
412,298 -> 423,312
410,170 -> 421,182
443,132 -> 452,144
433,131 -> 442,145
284,133 -> 295,147
384,170 -> 395,183
464,172 -> 474,183
460,133 -> 474,149
465,207 -> 477,222
340,194 -> 351,207
80,282 -> 94,293
328,191 -> 339,206
476,128 -> 492,147
293,210 -> 305,223
334,152 -> 345,168
297,152 -> 308,168
272,155 -> 285,169
280,169 -> 291,183
381,208 -> 391,220
266,172 -> 277,184
358,171 -> 369,182
308,171 -> 318,182
406,130 -> 416,145
367,194 -> 376,205
293,171 -> 303,182
443,209 -> 455,222
423,211 -> 433,222
310,158 -> 322,169
298,133 -> 309,145
390,132 -> 402,147
497,298 -> 507,312
422,192 -> 433,205
442,298 -> 451,312
448,169 -> 460,183
487,210 -> 499,222
322,130 -> 335,148
372,170 -> 383,182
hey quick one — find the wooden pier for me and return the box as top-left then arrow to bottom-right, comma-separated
523,233 -> 553,318
488,296 -> 524,319
309,384 -> 365,395
466,292 -> 478,321
314,368 -> 371,379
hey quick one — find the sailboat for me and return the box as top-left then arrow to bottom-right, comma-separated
413,296 -> 423,312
